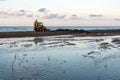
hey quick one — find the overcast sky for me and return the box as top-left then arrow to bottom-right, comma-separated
0,0 -> 120,26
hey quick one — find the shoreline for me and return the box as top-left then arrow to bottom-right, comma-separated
0,29 -> 120,38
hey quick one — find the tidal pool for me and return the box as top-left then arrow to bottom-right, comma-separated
0,35 -> 120,80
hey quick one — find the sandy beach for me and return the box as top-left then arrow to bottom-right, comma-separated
0,29 -> 120,38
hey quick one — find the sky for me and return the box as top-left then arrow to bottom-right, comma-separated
0,0 -> 120,26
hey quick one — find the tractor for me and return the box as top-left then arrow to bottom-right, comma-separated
34,20 -> 50,31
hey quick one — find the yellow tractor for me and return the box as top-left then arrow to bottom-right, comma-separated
34,20 -> 50,31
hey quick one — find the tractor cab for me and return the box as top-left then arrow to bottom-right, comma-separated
38,22 -> 43,26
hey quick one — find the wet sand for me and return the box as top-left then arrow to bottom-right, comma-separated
0,35 -> 120,80
0,29 -> 120,38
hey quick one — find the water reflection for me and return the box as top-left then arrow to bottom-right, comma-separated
34,37 -> 44,45
0,36 -> 120,80
0,36 -> 77,49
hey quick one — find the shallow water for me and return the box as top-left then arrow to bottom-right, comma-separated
0,35 -> 120,80
0,26 -> 120,32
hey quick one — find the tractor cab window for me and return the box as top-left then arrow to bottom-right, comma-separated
37,22 -> 43,26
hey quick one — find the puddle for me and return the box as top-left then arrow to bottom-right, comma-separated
0,35 -> 120,80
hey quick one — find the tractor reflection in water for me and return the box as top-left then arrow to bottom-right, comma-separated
34,37 -> 44,45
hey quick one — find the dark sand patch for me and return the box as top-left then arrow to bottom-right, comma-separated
0,29 -> 120,38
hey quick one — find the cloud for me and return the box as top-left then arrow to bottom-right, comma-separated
0,10 -> 23,16
115,18 -> 120,21
0,10 -> 13,16
0,9 -> 33,18
26,14 -> 33,17
19,9 -> 25,13
58,15 -> 66,19
44,14 -> 58,19
70,14 -> 81,20
38,8 -> 48,14
43,13 -> 66,20
38,8 -> 46,12
89,14 -> 104,17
